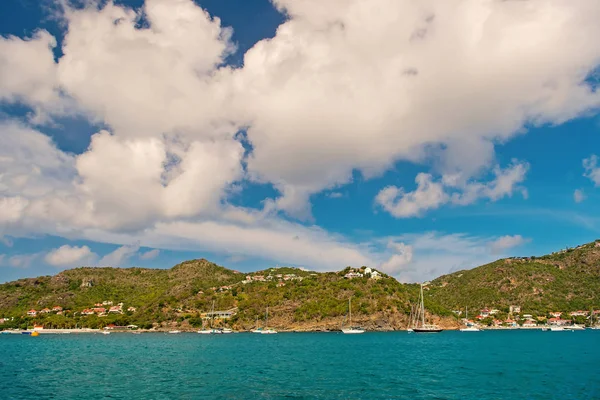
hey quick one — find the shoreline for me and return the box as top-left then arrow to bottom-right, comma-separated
1,325 -> 591,334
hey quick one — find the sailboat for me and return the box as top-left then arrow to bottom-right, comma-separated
198,301 -> 221,334
460,306 -> 480,332
342,297 -> 365,334
251,316 -> 263,333
260,306 -> 277,334
412,283 -> 443,333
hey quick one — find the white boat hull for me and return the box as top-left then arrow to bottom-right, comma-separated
460,327 -> 481,332
342,328 -> 365,334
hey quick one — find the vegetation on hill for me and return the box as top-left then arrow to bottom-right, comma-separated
2,241 -> 599,331
0,262 -> 442,331
429,241 -> 600,314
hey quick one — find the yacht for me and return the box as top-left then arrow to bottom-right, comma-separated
253,307 -> 278,334
198,301 -> 223,334
459,307 -> 481,332
168,330 -> 182,334
342,297 -> 365,334
412,284 -> 443,333
549,326 -> 572,332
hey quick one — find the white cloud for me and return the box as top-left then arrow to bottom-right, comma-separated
236,0 -> 600,216
583,155 -> 600,186
379,242 -> 413,275
387,232 -> 529,282
574,189 -> 586,203
0,253 -> 40,269
98,243 -> 140,267
376,161 -> 529,218
376,173 -> 448,218
0,0 -> 598,282
45,245 -> 97,267
489,235 -> 529,254
139,249 -> 160,260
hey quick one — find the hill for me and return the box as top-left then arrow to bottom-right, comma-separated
428,241 -> 600,314
0,262 -> 454,331
2,241 -> 600,331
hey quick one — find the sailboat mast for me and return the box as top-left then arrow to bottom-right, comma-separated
420,283 -> 426,327
265,306 -> 269,327
349,298 -> 352,326
210,300 -> 215,328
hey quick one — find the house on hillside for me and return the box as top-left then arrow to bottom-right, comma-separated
27,309 -> 37,316
52,306 -> 63,312
127,307 -> 137,312
509,305 -> 521,314
40,308 -> 51,314
109,306 -> 122,314
480,308 -> 491,318
549,312 -> 562,318
548,318 -> 570,326
344,272 -> 363,279
522,319 -> 537,327
570,310 -> 589,317
81,309 -> 94,316
276,282 -> 286,287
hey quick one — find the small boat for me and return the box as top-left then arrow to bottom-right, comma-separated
31,331 -> 40,337
102,331 -> 111,335
220,328 -> 233,334
549,326 -> 572,332
131,331 -> 142,335
198,328 -> 221,334
255,307 -> 277,334
460,307 -> 480,332
198,301 -> 225,334
571,324 -> 585,330
21,331 -> 32,335
168,330 -> 181,334
341,297 -> 365,334
411,284 -> 443,333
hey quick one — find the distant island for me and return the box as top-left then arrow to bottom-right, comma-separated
1,241 -> 599,332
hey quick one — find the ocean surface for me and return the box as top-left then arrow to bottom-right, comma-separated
1,330 -> 599,399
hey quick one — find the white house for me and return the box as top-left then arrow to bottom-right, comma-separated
27,309 -> 37,316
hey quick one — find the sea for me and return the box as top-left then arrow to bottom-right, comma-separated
1,330 -> 599,399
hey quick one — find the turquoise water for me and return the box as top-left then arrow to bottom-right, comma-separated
1,331 -> 599,399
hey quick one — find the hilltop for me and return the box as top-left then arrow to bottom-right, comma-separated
428,241 -> 600,314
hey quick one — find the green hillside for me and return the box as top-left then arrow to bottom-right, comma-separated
429,241 -> 600,314
0,262 -> 438,331
2,241 -> 600,331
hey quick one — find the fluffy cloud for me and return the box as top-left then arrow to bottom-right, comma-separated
237,0 -> 600,216
139,249 -> 160,260
376,161 -> 528,218
45,245 -> 97,267
574,189 -> 586,203
0,253 -> 40,269
0,0 -> 599,280
98,243 -> 141,267
489,235 -> 529,255
583,155 -> 600,186
388,232 -> 527,282
379,242 -> 413,275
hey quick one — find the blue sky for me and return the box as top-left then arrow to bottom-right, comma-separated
1,0 -> 600,283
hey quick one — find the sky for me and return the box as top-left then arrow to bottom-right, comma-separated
2,0 -> 600,283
